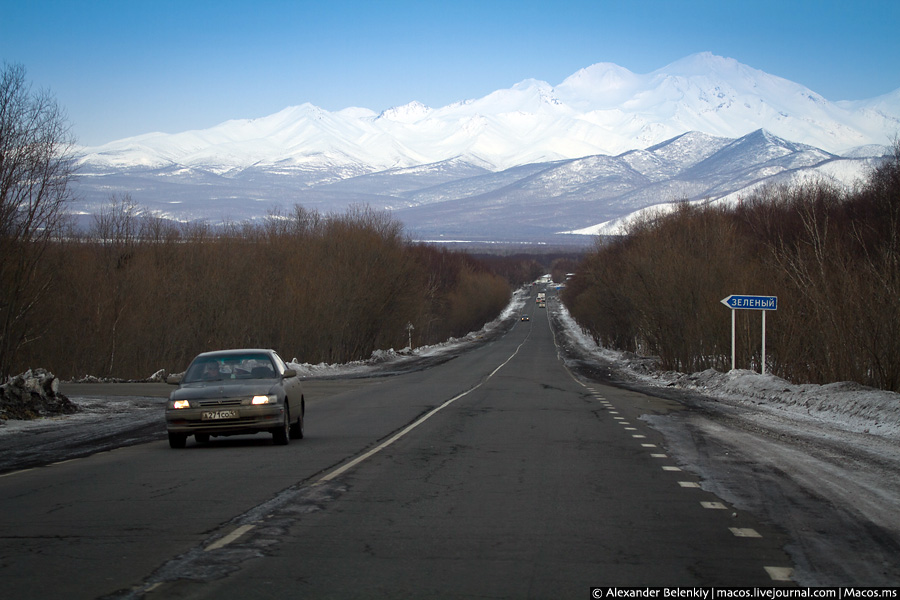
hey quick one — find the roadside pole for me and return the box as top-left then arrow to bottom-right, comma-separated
730,307 -> 736,371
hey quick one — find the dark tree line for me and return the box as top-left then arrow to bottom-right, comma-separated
6,199 -> 514,379
563,144 -> 900,392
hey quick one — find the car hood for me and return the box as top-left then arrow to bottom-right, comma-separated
170,381 -> 278,401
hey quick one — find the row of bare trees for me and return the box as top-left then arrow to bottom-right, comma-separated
8,199 -> 512,379
563,145 -> 900,391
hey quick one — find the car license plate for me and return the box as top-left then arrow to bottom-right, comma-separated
201,410 -> 237,420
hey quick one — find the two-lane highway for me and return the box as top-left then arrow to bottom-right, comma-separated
0,300 -> 794,598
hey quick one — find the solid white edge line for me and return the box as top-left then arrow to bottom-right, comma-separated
0,468 -> 35,478
205,524 -> 256,551
314,336 -> 528,486
314,391 -> 468,484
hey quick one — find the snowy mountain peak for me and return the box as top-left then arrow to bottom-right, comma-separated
511,78 -> 552,93
724,128 -> 833,158
377,101 -> 432,123
556,62 -> 640,105
75,53 -> 899,177
660,52 -> 746,78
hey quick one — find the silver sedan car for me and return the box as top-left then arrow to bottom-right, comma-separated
165,349 -> 304,448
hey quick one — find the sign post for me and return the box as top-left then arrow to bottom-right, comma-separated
406,322 -> 415,350
720,295 -> 777,374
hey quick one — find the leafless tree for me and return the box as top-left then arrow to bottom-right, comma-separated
0,63 -> 76,377
89,193 -> 141,376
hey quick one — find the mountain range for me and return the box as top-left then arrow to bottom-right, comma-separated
72,53 -> 899,243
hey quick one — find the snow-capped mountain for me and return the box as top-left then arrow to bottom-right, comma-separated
77,52 -> 898,172
392,129 -> 882,241
70,53 -> 898,241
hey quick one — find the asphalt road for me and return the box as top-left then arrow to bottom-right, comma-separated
0,305 -> 795,598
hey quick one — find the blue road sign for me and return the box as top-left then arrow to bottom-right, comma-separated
720,295 -> 777,310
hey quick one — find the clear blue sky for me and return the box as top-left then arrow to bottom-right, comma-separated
3,0 -> 898,146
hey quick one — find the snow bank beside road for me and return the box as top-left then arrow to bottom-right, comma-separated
554,302 -> 900,442
657,369 -> 900,439
0,369 -> 79,421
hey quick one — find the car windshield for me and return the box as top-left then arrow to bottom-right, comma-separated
183,354 -> 277,383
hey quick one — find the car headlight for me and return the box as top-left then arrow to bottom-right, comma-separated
251,395 -> 276,405
172,399 -> 191,409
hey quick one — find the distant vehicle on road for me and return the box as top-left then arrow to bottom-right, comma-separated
165,349 -> 304,448
521,315 -> 530,321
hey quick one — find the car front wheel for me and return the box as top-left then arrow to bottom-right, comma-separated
273,406 -> 290,446
168,432 -> 187,449
290,407 -> 304,440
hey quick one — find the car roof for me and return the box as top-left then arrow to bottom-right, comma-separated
193,349 -> 276,359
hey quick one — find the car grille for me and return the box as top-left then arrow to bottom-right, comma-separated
197,398 -> 243,407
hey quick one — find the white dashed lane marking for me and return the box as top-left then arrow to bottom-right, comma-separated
581,385 -> 792,584
765,566 -> 794,581
730,528 -> 762,538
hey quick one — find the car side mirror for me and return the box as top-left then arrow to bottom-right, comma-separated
283,369 -> 297,378
166,374 -> 183,385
